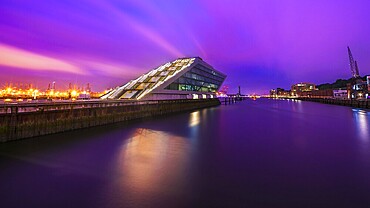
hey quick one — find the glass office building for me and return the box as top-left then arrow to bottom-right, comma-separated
102,57 -> 226,100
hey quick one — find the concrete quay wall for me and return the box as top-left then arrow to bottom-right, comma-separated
0,99 -> 220,142
298,98 -> 370,109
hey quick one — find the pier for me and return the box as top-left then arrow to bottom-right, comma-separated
0,99 -> 220,142
221,96 -> 248,105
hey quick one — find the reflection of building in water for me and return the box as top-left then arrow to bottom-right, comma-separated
116,128 -> 190,195
102,57 -> 226,100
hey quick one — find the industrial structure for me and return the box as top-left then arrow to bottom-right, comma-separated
348,46 -> 360,78
270,47 -> 369,100
347,46 -> 369,99
102,57 -> 226,100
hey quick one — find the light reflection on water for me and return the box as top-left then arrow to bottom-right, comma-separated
188,111 -> 201,140
188,111 -> 200,127
352,109 -> 370,143
114,128 -> 190,198
291,99 -> 303,113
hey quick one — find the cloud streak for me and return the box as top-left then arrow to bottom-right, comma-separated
91,0 -> 183,57
82,60 -> 145,77
0,43 -> 84,74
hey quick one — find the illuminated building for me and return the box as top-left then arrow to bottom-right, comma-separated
333,89 -> 348,99
291,82 -> 317,96
269,89 -> 277,97
348,79 -> 368,99
276,88 -> 290,97
269,88 -> 290,98
102,57 -> 226,100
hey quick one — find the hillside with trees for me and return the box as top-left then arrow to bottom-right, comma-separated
317,76 -> 368,90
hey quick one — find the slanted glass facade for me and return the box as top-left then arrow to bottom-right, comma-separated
165,64 -> 225,93
101,57 -> 226,100
104,58 -> 195,100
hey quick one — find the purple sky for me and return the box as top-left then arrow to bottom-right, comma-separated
1,0 -> 370,94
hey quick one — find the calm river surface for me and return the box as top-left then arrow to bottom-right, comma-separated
1,99 -> 370,208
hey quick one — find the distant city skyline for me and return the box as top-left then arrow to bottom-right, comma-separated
1,0 -> 370,94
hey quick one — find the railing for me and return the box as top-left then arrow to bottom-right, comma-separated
0,99 -> 217,114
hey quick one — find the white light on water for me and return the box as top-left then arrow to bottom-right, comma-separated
189,111 -> 200,127
352,109 -> 369,142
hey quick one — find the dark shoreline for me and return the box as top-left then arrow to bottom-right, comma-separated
273,97 -> 370,109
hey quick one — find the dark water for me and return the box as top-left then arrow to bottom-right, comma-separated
1,99 -> 370,208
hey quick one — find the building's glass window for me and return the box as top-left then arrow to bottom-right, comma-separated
150,76 -> 161,82
136,83 -> 150,90
164,64 -> 224,92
